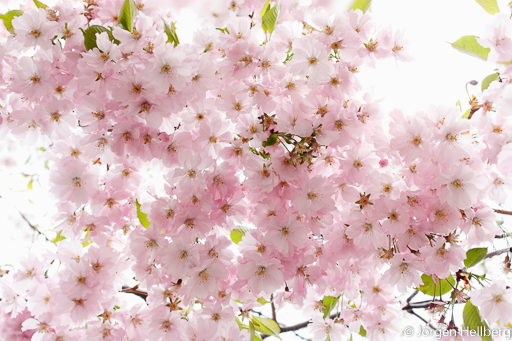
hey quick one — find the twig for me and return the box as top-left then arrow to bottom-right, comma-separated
121,286 -> 147,301
494,209 -> 512,216
18,211 -> 49,241
406,290 -> 419,303
484,247 -> 512,259
270,294 -> 277,323
406,309 -> 438,330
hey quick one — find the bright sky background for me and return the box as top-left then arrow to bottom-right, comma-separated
0,0 -> 511,340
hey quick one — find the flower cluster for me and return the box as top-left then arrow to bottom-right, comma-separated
0,0 -> 511,340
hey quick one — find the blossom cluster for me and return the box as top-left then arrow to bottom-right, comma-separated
0,0 -> 511,340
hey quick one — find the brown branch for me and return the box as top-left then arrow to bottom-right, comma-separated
485,247 -> 512,259
270,294 -> 277,323
18,211 -> 49,241
406,289 -> 419,303
494,209 -> 512,216
121,286 -> 147,301
406,309 -> 438,330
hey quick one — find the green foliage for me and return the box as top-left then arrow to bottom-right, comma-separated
350,0 -> 372,12
451,35 -> 491,61
257,297 -> 270,305
52,230 -> 66,243
230,226 -> 249,244
359,325 -> 367,337
464,248 -> 488,268
33,0 -> 48,9
163,19 -> 179,47
481,72 -> 500,91
82,231 -> 92,247
261,0 -> 281,36
322,296 -> 339,318
262,134 -> 278,147
463,300 -> 493,341
216,27 -> 229,34
417,274 -> 455,296
251,316 -> 281,340
0,10 -> 23,33
261,0 -> 271,23
79,25 -> 120,51
475,0 -> 500,14
118,0 -> 137,32
136,200 -> 151,228
462,108 -> 471,119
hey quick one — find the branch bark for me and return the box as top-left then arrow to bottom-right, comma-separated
494,209 -> 512,216
485,247 -> 512,259
18,211 -> 49,241
121,286 -> 147,301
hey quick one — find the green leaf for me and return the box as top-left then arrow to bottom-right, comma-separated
52,230 -> 66,243
249,321 -> 256,341
261,0 -> 271,22
350,0 -> 372,12
118,0 -> 136,32
261,1 -> 280,36
136,200 -> 151,228
417,274 -> 455,296
163,19 -> 179,47
462,108 -> 471,119
322,296 -> 339,318
456,100 -> 462,112
0,10 -> 23,33
475,0 -> 499,15
464,248 -> 488,268
230,226 -> 249,244
252,316 -> 282,340
235,317 -> 248,330
463,300 -> 493,341
82,231 -> 92,247
481,72 -> 500,91
359,325 -> 367,337
79,25 -> 120,51
451,35 -> 491,61
262,134 -> 278,147
27,179 -> 33,190
33,0 -> 48,9
257,297 -> 270,305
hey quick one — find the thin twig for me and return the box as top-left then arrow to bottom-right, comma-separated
494,209 -> 512,216
406,309 -> 438,330
18,211 -> 49,241
121,286 -> 147,301
270,294 -> 277,323
485,247 -> 512,259
406,289 -> 419,303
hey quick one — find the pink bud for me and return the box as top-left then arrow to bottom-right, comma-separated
379,159 -> 388,167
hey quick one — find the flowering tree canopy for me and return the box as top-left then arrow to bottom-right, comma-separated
1,0 -> 512,340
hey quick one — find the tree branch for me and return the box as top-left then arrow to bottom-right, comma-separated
271,294 -> 277,323
405,309 -> 438,330
406,289 -> 419,303
121,286 -> 147,301
18,211 -> 49,241
494,209 -> 512,216
485,247 -> 512,259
